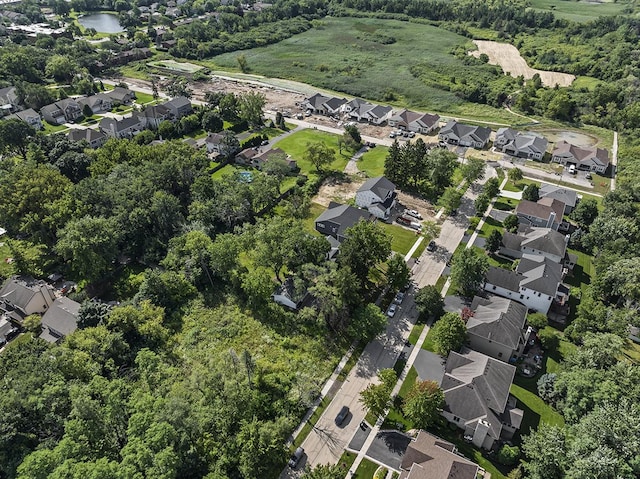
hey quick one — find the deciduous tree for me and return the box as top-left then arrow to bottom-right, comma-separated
430,312 -> 467,356
339,220 -> 391,285
304,142 -> 334,173
414,285 -> 444,321
359,369 -> 397,419
485,229 -> 503,254
403,380 -> 444,429
450,248 -> 489,297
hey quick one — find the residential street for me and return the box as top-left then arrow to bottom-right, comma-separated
286,293 -> 419,474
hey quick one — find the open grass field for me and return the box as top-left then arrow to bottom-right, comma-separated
354,459 -> 380,479
528,0 -> 633,22
358,146 -> 388,178
379,223 -> 421,255
148,59 -> 204,73
274,129 -> 350,175
211,17 -> 519,124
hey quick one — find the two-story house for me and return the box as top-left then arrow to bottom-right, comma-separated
104,87 -> 137,105
205,131 -> 239,157
0,276 -> 56,324
355,176 -> 397,220
515,197 -> 567,231
418,348 -> 524,450
494,128 -> 548,160
467,295 -> 532,362
538,183 -> 578,214
438,120 -> 491,149
67,128 -> 107,148
500,225 -> 576,269
135,104 -> 171,129
388,109 -> 440,134
41,99 -> 82,124
99,116 -> 143,139
0,86 -> 20,114
162,96 -> 193,119
6,108 -> 43,130
483,254 -> 567,314
77,93 -> 113,115
315,202 -> 372,242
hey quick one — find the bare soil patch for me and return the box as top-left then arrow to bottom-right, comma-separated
314,176 -> 365,207
396,191 -> 438,221
470,40 -> 575,87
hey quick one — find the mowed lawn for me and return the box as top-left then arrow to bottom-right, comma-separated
211,17 -> 517,123
358,146 -> 388,177
379,222 -> 421,255
274,129 -> 350,176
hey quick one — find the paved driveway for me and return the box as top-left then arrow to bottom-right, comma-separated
365,431 -> 413,470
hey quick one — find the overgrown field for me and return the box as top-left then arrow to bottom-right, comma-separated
211,17 -> 518,124
528,0 -> 633,22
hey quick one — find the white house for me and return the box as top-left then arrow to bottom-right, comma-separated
500,226 -> 574,268
6,108 -> 43,130
0,276 -> 56,324
355,176 -> 397,219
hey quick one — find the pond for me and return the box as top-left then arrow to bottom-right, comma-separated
78,13 -> 124,33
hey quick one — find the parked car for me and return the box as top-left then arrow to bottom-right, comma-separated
389,132 -> 396,138
405,209 -> 422,220
394,292 -> 405,304
409,221 -> 422,231
408,131 -> 416,138
260,139 -> 269,146
288,447 -> 305,469
396,216 -> 412,226
427,240 -> 437,252
335,406 -> 350,425
585,172 -> 592,179
367,142 -> 376,148
387,303 -> 398,317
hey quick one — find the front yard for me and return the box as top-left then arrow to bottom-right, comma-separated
274,129 -> 351,176
358,146 -> 388,177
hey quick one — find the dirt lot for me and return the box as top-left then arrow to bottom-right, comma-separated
314,176 -> 365,207
470,40 -> 575,88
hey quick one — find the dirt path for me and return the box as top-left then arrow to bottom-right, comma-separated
470,40 -> 575,87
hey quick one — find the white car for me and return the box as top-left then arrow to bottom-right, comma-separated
405,209 -> 422,220
387,303 -> 398,317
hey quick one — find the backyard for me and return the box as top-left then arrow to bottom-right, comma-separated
274,129 -> 351,176
358,146 -> 388,178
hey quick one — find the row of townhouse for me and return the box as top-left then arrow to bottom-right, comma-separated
301,92 -> 611,174
1,87 -> 138,130
64,96 -> 194,148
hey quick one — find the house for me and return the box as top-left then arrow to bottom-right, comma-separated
355,176 -> 397,219
516,197 -> 567,231
272,277 -> 310,311
135,104 -> 170,129
347,100 -> 375,121
500,225 -> 575,269
235,147 -> 258,166
77,93 -> 113,114
342,98 -> 369,114
41,99 -> 82,124
551,140 -> 609,174
251,148 -> 298,171
39,297 -> 80,344
538,183 -> 578,214
104,87 -> 137,105
67,128 -> 107,148
399,431 -> 479,479
419,348 -> 523,450
99,116 -> 143,139
301,93 -> 347,116
205,132 -> 239,157
161,96 -> 193,119
362,105 -> 393,125
467,295 -> 532,362
484,253 -> 567,314
388,109 -> 440,134
315,202 -> 372,242
6,108 -> 42,130
438,121 -> 491,148
0,276 -> 56,324
0,85 -> 19,113
494,128 -> 548,160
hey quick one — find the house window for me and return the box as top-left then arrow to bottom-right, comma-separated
453,416 -> 460,422
492,285 -> 496,290
498,352 -> 503,358
520,294 -> 524,299
538,292 -> 541,297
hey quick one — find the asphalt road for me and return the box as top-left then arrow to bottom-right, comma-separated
284,291 -> 419,475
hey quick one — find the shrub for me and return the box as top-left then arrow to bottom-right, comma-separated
497,445 -> 520,466
538,328 -> 560,351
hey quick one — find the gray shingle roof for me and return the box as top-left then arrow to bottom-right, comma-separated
485,267 -> 522,293
441,348 -> 516,440
357,176 -> 396,199
315,202 -> 370,237
40,297 -> 80,342
517,254 -> 563,296
539,183 -> 578,208
518,226 -> 568,258
440,121 -> 491,143
468,296 -> 528,350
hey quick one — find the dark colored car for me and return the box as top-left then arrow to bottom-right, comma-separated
335,406 -> 349,426
427,240 -> 437,252
288,447 -> 304,469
